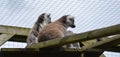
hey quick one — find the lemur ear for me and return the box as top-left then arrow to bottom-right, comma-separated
37,14 -> 44,23
61,15 -> 67,23
42,13 -> 45,18
48,13 -> 51,17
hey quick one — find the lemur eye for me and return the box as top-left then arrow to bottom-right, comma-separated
69,18 -> 73,21
42,15 -> 44,18
47,14 -> 50,17
47,15 -> 49,17
69,18 -> 74,22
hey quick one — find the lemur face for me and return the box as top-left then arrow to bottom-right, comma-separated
38,13 -> 51,24
66,15 -> 76,28
37,13 -> 52,29
43,13 -> 51,24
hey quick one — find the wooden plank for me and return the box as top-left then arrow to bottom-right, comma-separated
0,25 -> 30,36
1,48 -> 103,52
5,48 -> 102,52
1,51 -> 81,57
105,46 -> 120,52
0,34 -> 14,46
81,35 -> 120,50
27,24 -> 120,48
1,48 -> 104,57
94,35 -> 120,48
1,48 -> 35,51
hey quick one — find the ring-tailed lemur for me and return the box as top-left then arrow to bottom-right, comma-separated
38,15 -> 75,42
26,13 -> 51,47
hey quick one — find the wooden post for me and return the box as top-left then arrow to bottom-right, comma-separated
0,25 -> 30,36
0,34 -> 14,46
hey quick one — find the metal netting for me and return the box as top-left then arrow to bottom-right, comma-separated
0,0 -> 120,57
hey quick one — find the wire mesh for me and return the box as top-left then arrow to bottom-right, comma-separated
0,0 -> 120,57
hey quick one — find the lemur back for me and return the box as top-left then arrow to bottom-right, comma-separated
38,21 -> 66,42
38,15 -> 76,42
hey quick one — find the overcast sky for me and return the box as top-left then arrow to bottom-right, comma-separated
0,0 -> 120,57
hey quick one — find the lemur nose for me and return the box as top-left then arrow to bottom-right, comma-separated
71,25 -> 76,28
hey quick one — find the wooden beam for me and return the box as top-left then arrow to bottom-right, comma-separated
3,47 -> 120,53
1,48 -> 35,51
27,24 -> 120,48
1,48 -> 104,57
94,35 -> 120,48
105,46 -> 120,52
0,48 -> 104,57
81,35 -> 120,50
1,48 -> 103,52
0,25 -> 30,36
0,34 -> 14,46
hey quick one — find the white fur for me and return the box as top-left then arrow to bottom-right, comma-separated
66,15 -> 74,24
44,13 -> 50,23
67,15 -> 73,19
38,13 -> 50,31
39,13 -> 50,32
35,37 -> 38,43
44,13 -> 48,21
39,22 -> 47,31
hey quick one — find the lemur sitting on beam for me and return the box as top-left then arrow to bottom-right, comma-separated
26,13 -> 51,47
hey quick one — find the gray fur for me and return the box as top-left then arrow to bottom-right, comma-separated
26,13 -> 51,47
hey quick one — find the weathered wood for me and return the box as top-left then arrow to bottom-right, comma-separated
0,25 -> 30,36
94,35 -> 120,48
27,24 -> 120,48
81,35 -> 120,50
105,46 -> 120,52
1,48 -> 35,51
1,48 -> 103,52
1,52 -> 81,57
0,34 -> 14,46
0,48 -> 104,57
